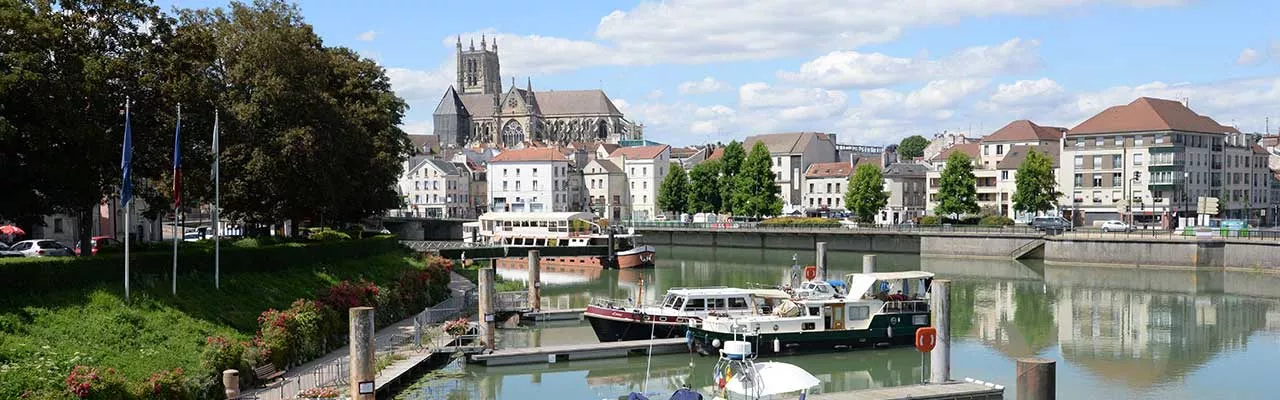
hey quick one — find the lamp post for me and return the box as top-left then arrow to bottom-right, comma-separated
1181,171 -> 1190,228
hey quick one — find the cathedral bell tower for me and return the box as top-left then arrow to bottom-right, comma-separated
456,35 -> 502,96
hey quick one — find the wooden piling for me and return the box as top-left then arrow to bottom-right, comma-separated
929,279 -> 950,384
1016,358 -> 1056,400
479,267 -> 496,350
528,250 -> 541,312
349,307 -> 375,400
816,242 -> 828,281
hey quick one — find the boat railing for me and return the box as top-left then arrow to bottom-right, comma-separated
880,300 -> 929,314
590,297 -> 638,310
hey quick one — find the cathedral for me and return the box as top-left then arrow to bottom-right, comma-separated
433,36 -> 642,149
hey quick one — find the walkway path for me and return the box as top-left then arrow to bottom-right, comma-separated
245,272 -> 476,400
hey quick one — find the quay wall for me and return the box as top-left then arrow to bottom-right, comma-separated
638,228 -> 1030,257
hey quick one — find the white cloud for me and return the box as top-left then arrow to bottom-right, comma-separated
738,82 -> 849,120
358,30 -> 377,42
987,78 -> 1066,106
443,32 -> 619,76
399,120 -> 432,135
386,64 -> 455,118
678,77 -> 729,95
778,38 -> 1041,88
1237,48 -> 1260,65
904,79 -> 988,110
647,89 -> 664,100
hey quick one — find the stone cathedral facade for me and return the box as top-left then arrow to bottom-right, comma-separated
433,36 -> 643,149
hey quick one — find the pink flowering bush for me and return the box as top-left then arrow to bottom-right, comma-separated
63,366 -> 129,399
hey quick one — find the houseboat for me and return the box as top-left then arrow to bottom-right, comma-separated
585,287 -> 791,342
687,271 -> 934,355
466,212 -> 655,269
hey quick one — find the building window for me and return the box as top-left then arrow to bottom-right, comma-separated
1074,155 -> 1083,167
1112,173 -> 1122,187
503,169 -> 508,177
1134,154 -> 1144,165
1075,139 -> 1084,147
516,181 -> 521,190
533,181 -> 539,190
1112,155 -> 1122,168
1095,137 -> 1103,146
996,145 -> 1004,155
643,195 -> 647,203
1155,133 -> 1165,144
836,183 -> 841,192
502,181 -> 508,190
1135,136 -> 1144,146
810,183 -> 814,192
983,146 -> 989,155
1092,174 -> 1102,187
643,167 -> 648,176
1114,136 -> 1123,145
1001,170 -> 1009,180
1074,174 -> 1082,186
532,168 -> 538,176
643,182 -> 647,189
1092,155 -> 1102,168
631,168 -> 635,175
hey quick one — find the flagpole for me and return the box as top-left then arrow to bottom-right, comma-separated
123,97 -> 131,302
172,103 -> 181,296
213,110 -> 220,290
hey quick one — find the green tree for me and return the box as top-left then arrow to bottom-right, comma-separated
845,164 -> 889,223
731,142 -> 782,217
935,152 -> 980,218
657,165 -> 689,215
898,135 -> 929,160
686,160 -> 722,213
1012,149 -> 1060,215
720,141 -> 746,178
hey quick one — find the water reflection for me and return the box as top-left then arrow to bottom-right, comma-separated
410,248 -> 1280,399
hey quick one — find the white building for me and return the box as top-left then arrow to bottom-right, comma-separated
398,158 -> 472,218
878,163 -> 929,225
583,158 -> 630,220
925,120 -> 1065,220
609,144 -> 671,220
742,132 -> 840,207
802,161 -> 854,212
487,147 -> 572,213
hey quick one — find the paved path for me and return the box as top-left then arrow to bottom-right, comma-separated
245,272 -> 476,400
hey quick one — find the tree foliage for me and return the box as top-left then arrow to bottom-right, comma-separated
1012,149 -> 1060,214
935,152 -> 980,217
686,160 -> 722,213
731,142 -> 782,217
0,0 -> 410,233
898,135 -> 930,160
845,164 -> 888,223
657,165 -> 688,215
719,141 -> 746,178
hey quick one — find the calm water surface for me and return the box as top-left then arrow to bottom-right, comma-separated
399,247 -> 1280,399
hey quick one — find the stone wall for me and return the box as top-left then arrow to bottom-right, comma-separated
919,236 -> 1041,258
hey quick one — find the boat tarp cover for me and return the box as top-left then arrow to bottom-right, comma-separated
627,392 -> 650,400
772,300 -> 802,317
668,388 -> 703,400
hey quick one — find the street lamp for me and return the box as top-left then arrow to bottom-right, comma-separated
1128,171 -> 1142,226
1181,171 -> 1190,228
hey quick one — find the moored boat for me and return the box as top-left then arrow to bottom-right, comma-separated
688,271 -> 934,355
585,287 -> 790,342
468,211 -> 656,269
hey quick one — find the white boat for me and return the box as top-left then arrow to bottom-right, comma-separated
709,340 -> 820,400
464,211 -> 655,269
689,271 -> 935,356
585,287 -> 791,342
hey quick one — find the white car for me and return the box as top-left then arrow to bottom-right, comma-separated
7,240 -> 74,257
182,232 -> 204,242
1100,220 -> 1131,232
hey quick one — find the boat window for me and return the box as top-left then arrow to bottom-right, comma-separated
808,307 -> 820,317
662,294 -> 676,307
685,298 -> 705,311
674,297 -> 686,310
728,297 -> 749,309
801,322 -> 816,331
848,306 -> 870,320
709,298 -> 726,310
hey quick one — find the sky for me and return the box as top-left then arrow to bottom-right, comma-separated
170,0 -> 1280,147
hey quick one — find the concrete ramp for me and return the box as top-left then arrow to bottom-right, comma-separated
1010,239 -> 1045,260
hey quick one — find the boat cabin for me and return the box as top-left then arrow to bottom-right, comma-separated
655,288 -> 791,315
472,211 -> 599,246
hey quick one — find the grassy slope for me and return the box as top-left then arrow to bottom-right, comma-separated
0,244 -> 420,398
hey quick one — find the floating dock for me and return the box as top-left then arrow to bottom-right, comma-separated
520,308 -> 586,321
469,338 -> 688,366
810,381 -> 1004,400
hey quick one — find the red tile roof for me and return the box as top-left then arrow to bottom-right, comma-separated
1070,97 -> 1239,135
490,147 -> 569,162
610,144 -> 670,160
932,143 -> 980,161
805,162 -> 855,178
983,120 -> 1065,143
706,147 -> 725,161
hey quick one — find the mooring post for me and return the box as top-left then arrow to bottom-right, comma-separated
815,242 -> 828,281
862,254 -> 876,274
528,250 -> 541,312
222,369 -> 239,400
479,267 -> 496,350
1016,358 -> 1056,400
929,279 -> 950,384
349,307 -> 375,400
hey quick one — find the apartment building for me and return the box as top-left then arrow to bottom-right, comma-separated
610,144 -> 671,220
583,158 -> 630,220
487,147 -> 572,213
1062,97 -> 1269,227
801,161 -> 854,211
878,163 -> 929,225
926,120 -> 1064,220
398,158 -> 472,218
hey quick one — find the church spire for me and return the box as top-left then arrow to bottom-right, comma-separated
469,38 -> 475,51
492,37 -> 498,52
481,34 -> 486,50
456,35 -> 461,49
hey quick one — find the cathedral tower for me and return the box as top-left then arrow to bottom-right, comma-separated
456,35 -> 502,96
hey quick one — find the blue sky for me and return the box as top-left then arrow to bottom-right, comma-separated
172,0 -> 1280,146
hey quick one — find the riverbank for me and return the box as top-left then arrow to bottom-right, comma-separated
633,226 -> 1280,271
0,237 -> 449,399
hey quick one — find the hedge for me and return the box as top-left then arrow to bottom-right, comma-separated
759,217 -> 841,227
0,236 -> 404,298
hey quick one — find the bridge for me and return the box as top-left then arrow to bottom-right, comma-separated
383,216 -> 474,240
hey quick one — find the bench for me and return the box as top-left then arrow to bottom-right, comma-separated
251,364 -> 285,386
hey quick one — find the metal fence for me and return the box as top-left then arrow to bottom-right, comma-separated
621,221 -> 1043,235
1057,227 -> 1280,241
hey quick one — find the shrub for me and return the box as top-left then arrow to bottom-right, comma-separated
759,217 -> 840,227
443,318 -> 470,336
143,368 -> 191,400
978,215 -> 1015,227
256,308 -> 297,368
64,366 -> 130,400
298,387 -> 342,398
310,229 -> 351,242
288,300 -> 326,361
918,215 -> 941,225
200,336 -> 246,374
317,280 -> 380,311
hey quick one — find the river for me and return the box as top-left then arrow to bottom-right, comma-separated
397,246 -> 1280,399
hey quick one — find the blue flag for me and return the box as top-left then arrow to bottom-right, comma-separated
121,104 -> 133,205
173,105 -> 182,209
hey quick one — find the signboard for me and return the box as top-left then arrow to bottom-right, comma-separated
358,381 -> 375,394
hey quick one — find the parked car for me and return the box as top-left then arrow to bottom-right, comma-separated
0,242 -> 23,257
182,232 -> 204,242
74,236 -> 124,256
1031,216 -> 1072,233
1100,220 -> 1131,233
7,240 -> 74,257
